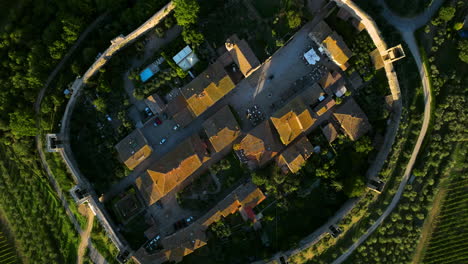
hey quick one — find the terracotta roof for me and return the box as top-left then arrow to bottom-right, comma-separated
270,97 -> 316,146
180,60 -> 235,117
166,94 -> 194,127
332,98 -> 371,141
160,224 -> 207,263
225,34 -> 260,77
203,106 -> 240,153
236,120 -> 282,169
115,129 -> 152,170
321,121 -> 339,143
322,31 -> 353,70
314,97 -> 336,116
276,137 -> 314,174
200,182 -> 266,228
309,20 -> 333,44
135,182 -> 265,263
319,71 -> 342,90
135,135 -> 209,205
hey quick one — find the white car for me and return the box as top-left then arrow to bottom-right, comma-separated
173,124 -> 180,131
105,114 -> 112,122
159,138 -> 167,145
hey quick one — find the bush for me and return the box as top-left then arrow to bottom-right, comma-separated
438,7 -> 456,22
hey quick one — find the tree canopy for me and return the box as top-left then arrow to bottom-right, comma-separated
174,0 -> 200,27
458,40 -> 468,63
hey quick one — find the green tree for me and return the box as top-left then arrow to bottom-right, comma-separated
9,111 -> 38,137
286,11 -> 301,29
355,136 -> 373,154
210,220 -> 232,239
438,7 -> 455,22
457,40 -> 468,63
182,27 -> 204,47
93,97 -> 107,112
174,0 -> 200,26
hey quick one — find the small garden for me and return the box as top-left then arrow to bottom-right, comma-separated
177,153 -> 249,214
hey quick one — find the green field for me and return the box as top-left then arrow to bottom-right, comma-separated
421,175 -> 468,263
0,231 -> 18,264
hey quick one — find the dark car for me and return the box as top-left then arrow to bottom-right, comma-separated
144,107 -> 153,117
154,117 -> 162,126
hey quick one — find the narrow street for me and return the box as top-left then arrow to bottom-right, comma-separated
331,0 -> 437,263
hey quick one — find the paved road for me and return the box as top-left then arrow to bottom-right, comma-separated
331,1 -> 435,263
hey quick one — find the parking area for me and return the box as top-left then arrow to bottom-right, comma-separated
140,114 -> 178,148
227,23 -> 331,129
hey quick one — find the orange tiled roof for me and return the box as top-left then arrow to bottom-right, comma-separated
180,61 -> 235,117
225,34 -> 260,77
135,135 -> 208,205
115,129 -> 153,170
332,98 -> 371,141
270,97 -> 316,146
321,121 -> 339,143
314,97 -> 336,116
322,31 -> 353,70
276,137 -> 314,173
203,106 -> 240,153
237,120 -> 282,168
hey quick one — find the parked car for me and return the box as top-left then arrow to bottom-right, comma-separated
159,137 -> 167,145
105,114 -> 112,122
144,107 -> 153,117
185,216 -> 194,224
173,124 -> 180,131
153,117 -> 162,126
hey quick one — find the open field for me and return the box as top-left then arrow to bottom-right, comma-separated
420,161 -> 468,264
0,230 -> 18,264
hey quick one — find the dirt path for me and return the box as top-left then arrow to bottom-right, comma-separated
77,207 -> 95,264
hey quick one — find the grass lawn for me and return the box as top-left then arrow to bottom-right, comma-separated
91,219 -> 119,264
